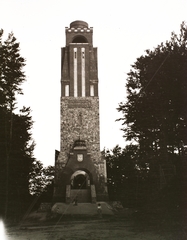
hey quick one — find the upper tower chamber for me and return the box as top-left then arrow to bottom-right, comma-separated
61,20 -> 98,98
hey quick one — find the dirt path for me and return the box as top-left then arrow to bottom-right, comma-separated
3,219 -> 179,240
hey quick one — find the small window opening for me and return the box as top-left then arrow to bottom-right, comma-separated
90,85 -> 94,96
65,85 -> 69,96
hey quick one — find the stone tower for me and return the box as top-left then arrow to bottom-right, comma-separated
53,20 -> 108,203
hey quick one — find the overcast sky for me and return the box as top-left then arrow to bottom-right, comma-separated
1,0 -> 187,166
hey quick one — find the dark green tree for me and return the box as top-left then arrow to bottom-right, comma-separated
104,145 -> 124,200
105,144 -> 150,206
117,22 -> 187,170
29,160 -> 54,199
0,30 -> 35,219
29,160 -> 44,196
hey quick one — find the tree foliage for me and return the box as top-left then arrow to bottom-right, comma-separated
105,145 -> 150,206
106,22 -> 187,207
0,30 -> 25,109
117,22 -> 187,167
29,160 -> 54,198
0,30 -> 35,219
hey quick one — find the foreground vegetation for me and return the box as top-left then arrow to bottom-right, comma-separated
105,22 -> 187,233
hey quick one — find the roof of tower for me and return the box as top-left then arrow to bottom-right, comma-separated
70,20 -> 88,29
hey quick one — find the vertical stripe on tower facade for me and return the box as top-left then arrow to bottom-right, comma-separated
81,47 -> 85,97
73,48 -> 77,97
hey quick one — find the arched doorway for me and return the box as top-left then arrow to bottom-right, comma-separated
72,35 -> 88,43
73,174 -> 87,189
70,170 -> 91,203
71,170 -> 90,189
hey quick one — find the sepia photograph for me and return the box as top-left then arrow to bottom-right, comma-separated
0,0 -> 187,239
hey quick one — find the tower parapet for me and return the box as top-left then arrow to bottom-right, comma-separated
65,20 -> 93,46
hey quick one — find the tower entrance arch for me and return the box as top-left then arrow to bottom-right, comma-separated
70,170 -> 91,203
71,170 -> 90,189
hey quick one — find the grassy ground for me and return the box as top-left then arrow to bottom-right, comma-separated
3,205 -> 186,240
3,216 -> 179,240
2,174 -> 187,239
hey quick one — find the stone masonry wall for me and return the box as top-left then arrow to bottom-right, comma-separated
56,96 -> 104,174
54,96 -> 108,201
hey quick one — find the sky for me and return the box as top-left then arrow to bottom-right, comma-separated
1,0 -> 187,166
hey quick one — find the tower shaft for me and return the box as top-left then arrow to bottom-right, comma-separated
53,21 -> 108,203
